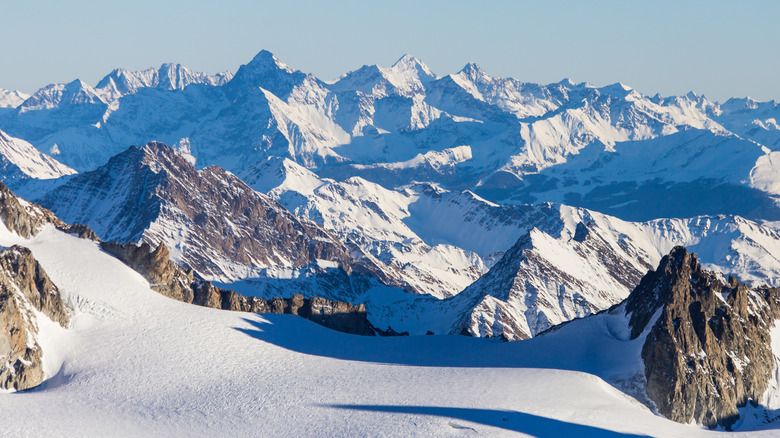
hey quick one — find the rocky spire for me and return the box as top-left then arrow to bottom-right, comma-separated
625,246 -> 780,429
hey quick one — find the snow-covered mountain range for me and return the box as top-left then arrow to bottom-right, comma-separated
4,50 -> 780,433
2,51 -> 779,221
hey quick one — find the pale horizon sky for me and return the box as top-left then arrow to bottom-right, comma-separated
1,0 -> 779,102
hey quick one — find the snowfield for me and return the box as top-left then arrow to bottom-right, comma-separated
2,225 -> 780,437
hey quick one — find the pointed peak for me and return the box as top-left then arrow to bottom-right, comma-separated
65,78 -> 90,89
388,54 -> 434,76
392,54 -> 422,67
140,140 -> 176,155
247,50 -> 294,73
685,90 -> 700,100
459,62 -> 484,75
602,82 -> 633,93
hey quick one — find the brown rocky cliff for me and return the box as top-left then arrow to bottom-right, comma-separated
102,241 -> 375,336
0,183 -> 65,238
0,246 -> 70,391
625,246 -> 780,430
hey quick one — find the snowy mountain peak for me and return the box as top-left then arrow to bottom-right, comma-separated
390,54 -> 435,77
330,55 -> 435,97
457,62 -> 487,81
598,82 -> 635,98
19,79 -> 106,111
556,78 -> 576,87
95,63 -> 232,97
246,50 -> 296,74
0,88 -> 30,108
377,54 -> 436,95
224,50 -> 309,99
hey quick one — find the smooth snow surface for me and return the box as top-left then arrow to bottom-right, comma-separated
2,226 -> 780,437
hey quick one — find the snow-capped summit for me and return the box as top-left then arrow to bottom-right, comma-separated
223,50 -> 310,99
4,52 -> 780,222
33,143 -> 410,301
329,54 -> 435,98
19,79 -> 107,112
95,63 -> 232,97
0,88 -> 30,108
456,62 -> 488,83
384,54 -> 436,94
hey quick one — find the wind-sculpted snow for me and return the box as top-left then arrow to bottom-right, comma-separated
3,51 -> 780,221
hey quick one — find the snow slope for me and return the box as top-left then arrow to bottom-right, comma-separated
0,129 -> 76,182
2,224 -> 780,436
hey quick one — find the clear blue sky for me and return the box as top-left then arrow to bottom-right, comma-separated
1,0 -> 778,102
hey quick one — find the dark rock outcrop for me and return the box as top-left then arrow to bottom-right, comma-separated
57,223 -> 100,241
100,241 -> 196,303
102,241 -> 375,336
626,246 -> 780,429
0,183 -> 64,238
0,246 -> 70,391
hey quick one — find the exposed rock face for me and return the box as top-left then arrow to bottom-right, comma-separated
0,246 -> 70,391
37,143 -> 406,294
58,223 -> 100,241
625,246 -> 780,429
100,241 -> 196,303
102,241 -> 374,336
0,183 -> 64,238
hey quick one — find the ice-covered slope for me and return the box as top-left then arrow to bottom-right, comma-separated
0,129 -> 76,182
509,129 -> 780,221
711,97 -> 780,150
3,222 -> 780,435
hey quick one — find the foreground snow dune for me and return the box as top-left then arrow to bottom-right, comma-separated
1,225 -> 780,437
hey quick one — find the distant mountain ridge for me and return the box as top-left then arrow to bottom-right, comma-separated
2,51 -> 779,222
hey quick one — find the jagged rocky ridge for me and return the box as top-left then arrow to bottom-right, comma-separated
33,142 -> 413,300
0,185 -> 71,391
0,246 -> 70,391
622,247 -> 780,429
100,240 -> 375,336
